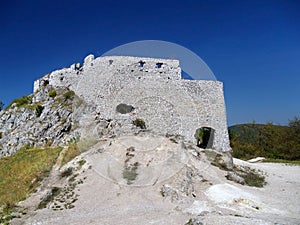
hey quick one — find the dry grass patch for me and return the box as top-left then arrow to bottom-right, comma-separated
0,146 -> 62,205
61,143 -> 81,166
233,166 -> 266,187
0,146 -> 62,223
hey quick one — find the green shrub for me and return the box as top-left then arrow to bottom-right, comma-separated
132,118 -> 146,129
242,171 -> 266,187
35,104 -> 44,117
78,159 -> 86,167
63,90 -> 75,100
48,89 -> 57,98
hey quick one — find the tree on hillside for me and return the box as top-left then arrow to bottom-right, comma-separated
289,117 -> 300,130
287,117 -> 300,160
229,119 -> 300,161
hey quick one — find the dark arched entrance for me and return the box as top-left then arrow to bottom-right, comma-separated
194,127 -> 215,149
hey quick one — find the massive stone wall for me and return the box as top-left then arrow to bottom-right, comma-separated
33,55 -> 231,151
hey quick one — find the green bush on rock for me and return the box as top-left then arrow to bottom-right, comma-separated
48,89 -> 57,98
132,118 -> 146,129
35,104 -> 44,117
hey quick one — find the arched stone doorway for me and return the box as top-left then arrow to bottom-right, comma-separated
194,127 -> 215,149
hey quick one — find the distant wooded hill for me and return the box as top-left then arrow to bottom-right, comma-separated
228,118 -> 300,161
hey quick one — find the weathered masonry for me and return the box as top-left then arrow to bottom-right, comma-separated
34,55 -> 231,151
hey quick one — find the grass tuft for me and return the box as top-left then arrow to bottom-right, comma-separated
5,95 -> 33,110
63,90 -> 75,100
234,166 -> 266,187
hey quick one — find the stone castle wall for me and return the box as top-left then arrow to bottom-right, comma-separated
34,55 -> 231,151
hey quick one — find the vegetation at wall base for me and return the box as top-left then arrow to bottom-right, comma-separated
229,117 -> 300,162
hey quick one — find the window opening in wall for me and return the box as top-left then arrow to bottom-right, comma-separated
194,127 -> 215,149
156,62 -> 163,68
44,80 -> 49,86
139,61 -> 145,67
109,60 -> 113,65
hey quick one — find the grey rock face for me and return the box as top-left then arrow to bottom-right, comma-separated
0,86 -> 80,157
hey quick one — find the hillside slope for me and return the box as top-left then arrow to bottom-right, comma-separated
229,123 -> 300,161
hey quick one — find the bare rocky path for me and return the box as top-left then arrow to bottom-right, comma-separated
11,136 -> 300,225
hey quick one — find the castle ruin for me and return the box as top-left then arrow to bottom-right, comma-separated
34,55 -> 231,152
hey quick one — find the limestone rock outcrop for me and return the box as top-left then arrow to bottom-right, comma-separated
0,86 -> 76,156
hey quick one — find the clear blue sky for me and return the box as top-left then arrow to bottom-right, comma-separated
0,0 -> 299,126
